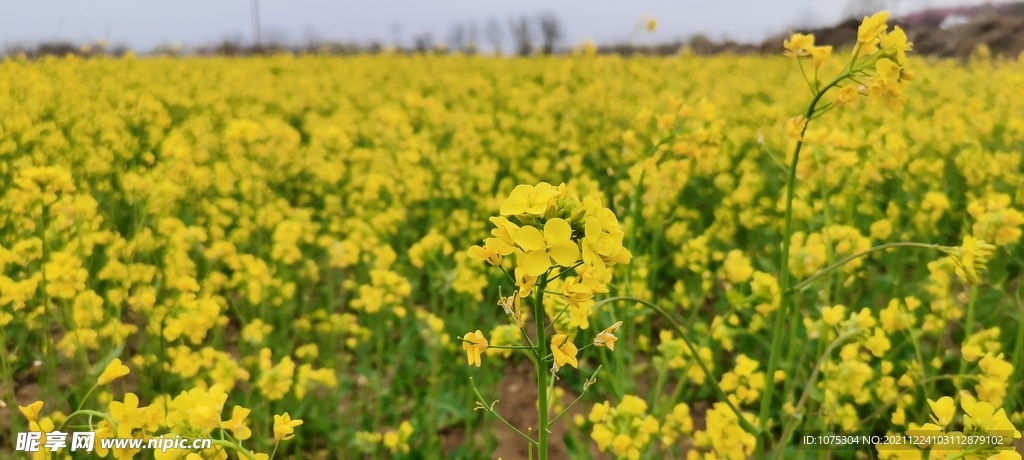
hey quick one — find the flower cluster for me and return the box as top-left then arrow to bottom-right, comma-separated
589,395 -> 661,460
465,182 -> 631,369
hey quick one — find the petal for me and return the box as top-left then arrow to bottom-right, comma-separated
485,238 -> 516,256
515,226 -> 546,251
607,246 -> 632,265
552,348 -> 566,367
584,217 -> 601,239
526,201 -> 550,216
522,250 -> 551,277
549,241 -> 580,267
499,186 -> 532,215
125,393 -> 139,410
544,218 -> 573,243
500,198 -> 528,216
467,246 -> 489,261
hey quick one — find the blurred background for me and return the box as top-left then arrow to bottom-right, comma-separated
0,0 -> 1022,59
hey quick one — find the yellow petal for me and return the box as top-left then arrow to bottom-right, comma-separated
522,250 -> 551,277
544,218 -> 573,243
548,241 -> 580,267
515,226 -> 546,251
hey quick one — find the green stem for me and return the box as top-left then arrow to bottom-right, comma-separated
773,329 -> 860,459
56,409 -> 117,433
544,301 -> 571,334
759,71 -> 851,447
76,384 -> 98,412
534,272 -> 550,459
906,329 -> 933,399
227,440 -> 261,460
957,285 -> 979,394
620,169 -> 645,396
788,242 -> 942,294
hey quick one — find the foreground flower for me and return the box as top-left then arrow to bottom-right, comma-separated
97,358 -> 130,385
927,397 -> 955,427
19,401 -> 44,422
222,406 -> 253,440
500,183 -> 560,216
551,334 -> 579,371
467,238 -> 515,266
515,218 -> 579,276
462,330 -> 489,367
273,413 -> 304,441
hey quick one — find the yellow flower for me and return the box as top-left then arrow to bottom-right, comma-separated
821,305 -> 846,326
97,358 -> 130,385
833,85 -> 860,107
489,216 -> 520,246
808,45 -> 832,68
863,328 -> 891,357
880,26 -> 912,64
273,412 -> 304,441
109,392 -> 149,438
515,218 -> 580,276
514,265 -> 538,297
500,182 -> 560,216
783,33 -> 815,57
594,321 -> 623,351
857,11 -> 889,45
467,237 -> 515,266
19,401 -> 44,422
462,330 -> 488,367
785,116 -> 807,140
927,397 -> 955,427
562,269 -> 608,308
580,216 -> 631,274
221,406 -> 253,440
868,59 -> 907,112
551,333 -> 579,370
948,235 -> 996,285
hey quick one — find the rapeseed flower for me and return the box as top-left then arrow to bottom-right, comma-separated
462,330 -> 489,367
273,412 -> 304,441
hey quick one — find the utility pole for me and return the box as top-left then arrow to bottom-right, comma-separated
252,0 -> 262,47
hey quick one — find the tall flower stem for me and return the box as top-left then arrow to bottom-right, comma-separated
533,273 -> 550,460
787,242 -> 942,294
758,73 -> 846,439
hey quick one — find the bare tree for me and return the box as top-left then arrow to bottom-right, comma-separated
391,23 -> 401,50
485,18 -> 504,54
508,15 -> 534,56
537,14 -> 562,54
466,23 -> 479,55
448,23 -> 467,52
413,32 -> 433,53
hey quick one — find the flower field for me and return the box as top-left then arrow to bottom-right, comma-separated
2,13 -> 1024,459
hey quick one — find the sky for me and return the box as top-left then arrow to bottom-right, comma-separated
0,0 -> 1001,52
